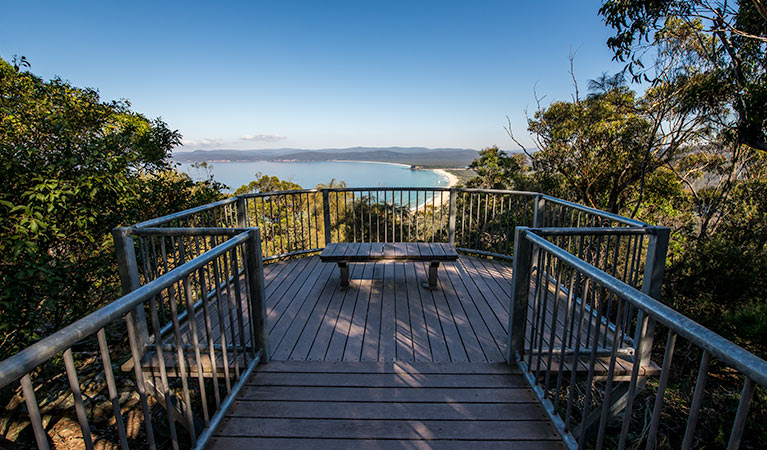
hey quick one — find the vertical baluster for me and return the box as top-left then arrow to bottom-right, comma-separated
211,249 -> 232,393
564,278 -> 591,432
527,248 -> 545,368
430,190 -> 436,242
123,312 -> 157,449
727,377 -> 756,450
147,293 -> 180,450
268,196 -> 276,256
167,275 -> 197,442
552,263 -> 576,412
617,314 -> 652,450
198,265 -> 221,408
577,282 -> 608,445
181,272 -> 210,426
399,191 -> 404,241
63,349 -> 95,450
414,190 -> 419,241
543,249 -> 564,395
534,251 -> 553,379
230,248 -> 250,367
467,193 -> 473,248
222,249 -> 241,378
20,374 -> 50,450
645,330 -> 678,450
679,351 -> 712,450
97,328 -> 130,450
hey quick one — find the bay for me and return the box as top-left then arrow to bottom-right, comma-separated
176,160 -> 450,192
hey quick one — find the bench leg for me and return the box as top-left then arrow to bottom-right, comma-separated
423,261 -> 440,289
338,262 -> 349,288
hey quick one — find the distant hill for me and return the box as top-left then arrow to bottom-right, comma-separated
172,147 -> 480,168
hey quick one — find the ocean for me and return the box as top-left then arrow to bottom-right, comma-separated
176,160 -> 451,192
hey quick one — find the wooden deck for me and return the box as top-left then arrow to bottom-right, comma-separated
135,252 -> 661,448
207,361 -> 565,450
264,254 -> 512,363
201,254 -> 565,448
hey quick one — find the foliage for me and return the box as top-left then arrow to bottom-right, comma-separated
0,57 -> 222,358
465,146 -> 532,190
233,171 -> 302,195
599,0 -> 767,152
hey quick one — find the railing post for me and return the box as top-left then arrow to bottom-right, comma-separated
322,189 -> 332,245
112,227 -> 150,352
448,188 -> 457,245
635,226 -> 670,361
245,228 -> 269,360
532,194 -> 545,228
236,196 -> 248,228
507,226 -> 534,362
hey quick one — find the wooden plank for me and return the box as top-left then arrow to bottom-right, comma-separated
286,263 -> 343,360
437,262 -> 486,362
343,263 -> 376,361
214,417 -> 560,441
393,263 -> 414,362
442,262 -> 505,363
413,261 -> 450,362
462,256 -> 510,318
441,242 -> 459,257
309,263 -> 364,360
265,257 -> 315,320
245,372 -> 529,388
225,400 -> 544,420
266,256 -> 322,328
467,256 -> 512,311
403,262 -> 432,361
253,361 -> 518,374
379,263 -> 396,361
420,261 -> 469,362
267,256 -> 324,336
452,260 -> 509,359
269,262 -> 336,360
207,437 -> 566,450
361,263 -> 385,361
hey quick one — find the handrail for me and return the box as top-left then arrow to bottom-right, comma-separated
0,231 -> 250,389
132,197 -> 238,228
540,194 -> 648,227
530,226 -> 660,236
524,230 -> 767,386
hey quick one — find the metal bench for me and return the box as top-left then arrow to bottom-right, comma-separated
320,242 -> 458,289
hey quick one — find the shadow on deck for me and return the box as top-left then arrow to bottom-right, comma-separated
133,254 -> 650,448
205,254 -> 566,449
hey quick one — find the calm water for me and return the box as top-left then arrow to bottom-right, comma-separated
176,160 -> 449,192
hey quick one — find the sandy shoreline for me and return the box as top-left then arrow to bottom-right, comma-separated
433,168 -> 459,188
336,160 -> 459,188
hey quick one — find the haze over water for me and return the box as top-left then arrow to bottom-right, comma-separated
177,160 -> 450,193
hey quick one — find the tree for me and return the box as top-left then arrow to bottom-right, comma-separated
465,146 -> 533,190
234,172 -> 302,195
0,57 -> 221,357
600,0 -> 767,152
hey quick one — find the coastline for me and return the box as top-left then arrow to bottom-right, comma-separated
335,159 -> 458,188
432,168 -> 459,188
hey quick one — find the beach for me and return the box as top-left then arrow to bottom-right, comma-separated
433,168 -> 459,188
411,168 -> 460,211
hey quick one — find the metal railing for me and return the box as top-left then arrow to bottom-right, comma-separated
0,228 -> 268,450
5,186 -> 766,449
509,227 -> 767,449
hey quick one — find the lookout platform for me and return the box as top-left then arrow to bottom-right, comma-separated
129,253 -> 650,448
204,253 -> 565,449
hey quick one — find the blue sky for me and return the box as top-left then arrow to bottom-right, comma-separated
1,1 -> 626,152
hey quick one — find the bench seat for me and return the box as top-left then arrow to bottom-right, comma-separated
320,243 -> 458,289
